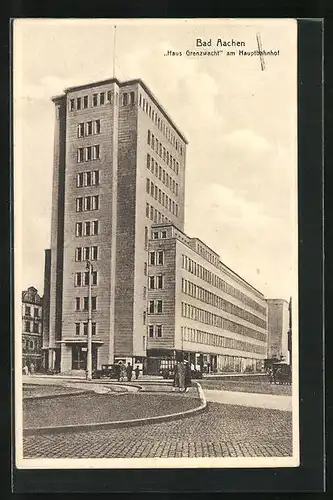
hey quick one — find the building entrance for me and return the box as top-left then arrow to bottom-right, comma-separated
71,345 -> 97,371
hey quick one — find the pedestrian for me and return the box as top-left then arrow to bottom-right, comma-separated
172,362 -> 179,391
116,362 -> 122,382
184,360 -> 191,392
23,364 -> 29,376
30,362 -> 35,375
135,365 -> 140,380
126,362 -> 133,382
178,360 -> 186,392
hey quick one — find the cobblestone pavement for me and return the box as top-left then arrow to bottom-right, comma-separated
23,403 -> 292,458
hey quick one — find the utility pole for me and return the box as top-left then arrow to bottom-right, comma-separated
86,260 -> 93,381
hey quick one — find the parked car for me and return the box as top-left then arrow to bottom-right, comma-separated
161,367 -> 203,380
92,364 -> 119,379
272,363 -> 292,385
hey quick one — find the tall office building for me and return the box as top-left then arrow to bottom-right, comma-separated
42,78 -> 187,373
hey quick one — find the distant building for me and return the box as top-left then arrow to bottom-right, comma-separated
22,286 -> 43,369
266,298 -> 290,364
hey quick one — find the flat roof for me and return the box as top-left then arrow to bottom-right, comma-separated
52,77 -> 188,144
151,223 -> 265,298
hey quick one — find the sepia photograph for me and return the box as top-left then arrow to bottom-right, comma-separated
14,18 -> 299,469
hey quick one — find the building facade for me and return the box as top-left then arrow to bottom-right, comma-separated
146,224 -> 268,374
42,78 -> 187,373
22,286 -> 43,369
266,298 -> 290,363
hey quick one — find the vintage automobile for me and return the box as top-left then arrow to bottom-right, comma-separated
92,364 -> 119,379
161,367 -> 203,380
271,362 -> 292,385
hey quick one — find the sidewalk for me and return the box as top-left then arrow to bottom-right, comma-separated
204,389 -> 292,412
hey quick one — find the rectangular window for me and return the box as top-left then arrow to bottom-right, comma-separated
156,275 -> 163,289
107,90 -> 113,103
86,171 -> 92,186
83,297 -> 88,311
148,325 -> 154,338
87,146 -> 92,161
86,121 -> 93,136
156,325 -> 162,338
78,123 -> 84,137
76,198 -> 83,212
25,320 -> 31,332
100,92 -> 105,105
92,220 -> 99,235
130,91 -> 135,105
92,322 -> 97,335
144,262 -> 147,275
84,271 -> 89,286
143,311 -> 146,325
74,272 -> 82,287
75,297 -> 80,311
92,94 -> 98,107
25,306 -> 31,316
91,246 -> 98,260
92,195 -> 99,210
75,247 -> 82,261
95,119 -> 101,134
76,222 -> 83,237
122,93 -> 128,106
84,246 -> 90,261
149,252 -> 156,265
92,271 -> 98,285
146,203 -> 150,217
150,205 -> 154,221
75,323 -> 80,336
152,231 -> 159,239
83,95 -> 88,108
157,251 -> 164,265
146,178 -> 150,194
76,97 -> 81,110
161,231 -> 167,239
85,221 -> 91,236
78,148 -> 84,163
149,276 -> 155,289
92,297 -> 97,310
156,300 -> 163,313
70,99 -> 75,111
83,322 -> 88,335
77,172 -> 84,187
92,170 -> 99,185
147,130 -> 151,145
149,300 -> 155,314
147,154 -> 150,170
93,145 -> 100,159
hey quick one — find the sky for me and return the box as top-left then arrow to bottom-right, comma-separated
14,19 -> 298,301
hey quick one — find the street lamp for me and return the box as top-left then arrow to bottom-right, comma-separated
86,260 -> 93,381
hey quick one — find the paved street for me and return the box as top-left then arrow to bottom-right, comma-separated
204,389 -> 292,411
23,402 -> 292,458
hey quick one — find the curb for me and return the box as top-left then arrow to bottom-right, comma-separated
23,382 -> 207,436
23,390 -> 89,401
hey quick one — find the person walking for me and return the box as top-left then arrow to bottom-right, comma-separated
178,360 -> 186,392
184,360 -> 192,393
172,362 -> 180,391
116,362 -> 122,382
126,362 -> 133,382
30,362 -> 35,375
135,365 -> 140,380
23,364 -> 29,376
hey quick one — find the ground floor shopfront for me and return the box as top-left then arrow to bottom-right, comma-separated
145,348 -> 265,375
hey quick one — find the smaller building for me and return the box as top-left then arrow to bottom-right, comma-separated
22,286 -> 43,370
266,298 -> 290,364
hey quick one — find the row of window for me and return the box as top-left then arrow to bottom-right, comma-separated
139,94 -> 183,156
147,153 -> 179,195
147,134 -> 180,176
181,302 -> 267,343
148,324 -> 163,338
24,320 -> 41,333
149,250 -> 164,266
23,306 -> 40,318
181,254 -> 267,316
146,202 -> 172,225
75,220 -> 99,237
78,120 -> 101,138
196,243 -> 219,267
181,327 -> 266,355
22,337 -> 41,351
74,271 -> 98,287
148,275 -> 164,290
75,322 -> 97,336
76,195 -> 99,212
152,230 -> 167,240
77,145 -> 100,163
146,178 -> 179,217
69,90 -> 116,111
75,296 -> 97,311
76,170 -> 100,187
148,300 -> 163,314
181,278 -> 266,329
75,246 -> 99,262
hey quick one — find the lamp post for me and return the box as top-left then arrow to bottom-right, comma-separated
86,260 -> 93,381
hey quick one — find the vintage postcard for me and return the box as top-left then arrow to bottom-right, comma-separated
14,18 -> 298,469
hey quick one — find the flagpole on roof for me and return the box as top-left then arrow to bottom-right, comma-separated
113,25 -> 117,78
